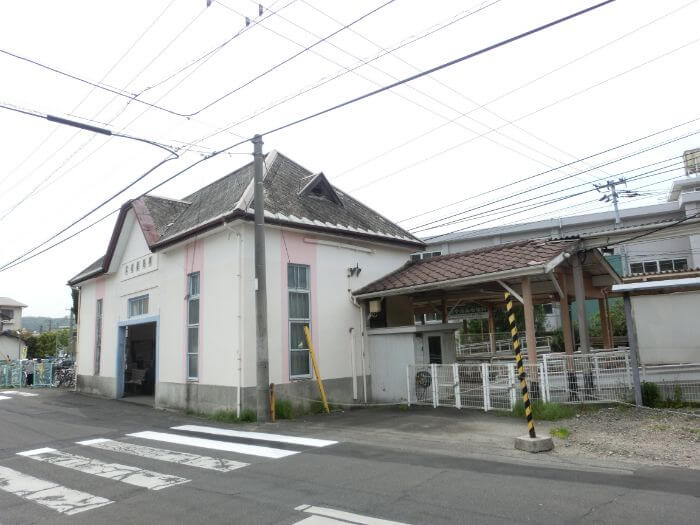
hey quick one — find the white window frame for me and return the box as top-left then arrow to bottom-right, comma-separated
127,295 -> 149,318
629,258 -> 688,274
95,299 -> 103,375
288,264 -> 311,380
187,272 -> 200,381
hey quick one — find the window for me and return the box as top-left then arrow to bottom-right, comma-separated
673,258 -> 688,270
410,251 -> 441,261
543,303 -> 553,315
0,309 -> 13,322
187,272 -> 200,381
288,264 -> 311,378
128,295 -> 149,317
643,261 -> 658,273
630,258 -> 688,274
95,299 -> 103,375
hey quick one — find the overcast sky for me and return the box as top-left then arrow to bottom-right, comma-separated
1,0 -> 699,316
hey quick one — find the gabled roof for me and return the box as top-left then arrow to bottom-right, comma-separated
0,297 -> 28,308
69,151 -> 422,285
353,238 -> 580,297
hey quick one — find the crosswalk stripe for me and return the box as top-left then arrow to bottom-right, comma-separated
77,438 -> 249,472
294,516 -> 351,524
18,448 -> 189,491
296,505 -> 412,525
0,465 -> 112,515
172,425 -> 338,448
128,431 -> 298,459
0,391 -> 38,397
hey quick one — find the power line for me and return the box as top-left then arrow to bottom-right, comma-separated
0,0 -> 615,272
407,130 -> 698,233
348,32 -> 700,194
185,0 -> 520,147
416,161 -> 687,236
421,166 -> 689,239
399,115 -> 700,225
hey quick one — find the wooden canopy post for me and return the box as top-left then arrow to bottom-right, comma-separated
598,297 -> 613,349
487,304 -> 497,354
521,276 -> 539,399
557,272 -> 579,401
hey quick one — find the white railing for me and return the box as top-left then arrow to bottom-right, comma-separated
408,350 -> 700,411
456,335 -> 552,357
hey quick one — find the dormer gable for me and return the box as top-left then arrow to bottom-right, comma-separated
298,172 -> 343,207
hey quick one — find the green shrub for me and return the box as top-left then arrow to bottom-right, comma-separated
275,399 -> 295,419
550,426 -> 571,439
239,409 -> 257,422
641,381 -> 661,407
511,400 -> 576,421
211,409 -> 241,423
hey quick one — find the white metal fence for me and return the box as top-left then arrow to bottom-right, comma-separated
408,350 -> 700,411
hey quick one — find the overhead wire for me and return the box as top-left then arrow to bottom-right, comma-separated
0,0 -> 179,188
347,31 -> 700,193
0,0 -> 614,273
407,129 -> 700,233
398,115 -> 700,225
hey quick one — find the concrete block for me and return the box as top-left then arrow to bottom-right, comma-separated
514,435 -> 554,453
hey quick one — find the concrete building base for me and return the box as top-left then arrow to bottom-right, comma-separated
514,435 -> 554,453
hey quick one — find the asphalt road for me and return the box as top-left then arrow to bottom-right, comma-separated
0,389 -> 697,524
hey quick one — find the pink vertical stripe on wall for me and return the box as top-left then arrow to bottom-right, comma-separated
94,277 -> 105,375
280,231 -> 317,381
183,239 -> 204,383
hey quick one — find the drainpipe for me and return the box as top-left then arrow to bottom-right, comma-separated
349,291 -> 368,404
348,327 -> 357,400
226,223 -> 245,418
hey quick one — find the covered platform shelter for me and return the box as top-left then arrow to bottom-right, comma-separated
352,238 -> 621,401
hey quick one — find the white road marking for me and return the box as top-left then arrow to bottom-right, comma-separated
0,465 -> 112,515
18,448 -> 189,491
172,425 -> 338,448
77,438 -> 248,472
296,505 -> 413,525
293,516 -> 352,524
0,395 -> 10,400
128,431 -> 298,459
0,391 -> 38,397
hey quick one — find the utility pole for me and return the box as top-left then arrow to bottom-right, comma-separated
596,178 -> 639,276
253,134 -> 270,423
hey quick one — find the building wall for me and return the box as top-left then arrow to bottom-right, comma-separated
632,291 -> 700,364
75,215 -> 414,411
0,306 -> 23,332
0,336 -> 23,361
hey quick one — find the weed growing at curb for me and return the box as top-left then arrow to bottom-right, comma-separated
511,401 -> 576,421
550,427 -> 571,439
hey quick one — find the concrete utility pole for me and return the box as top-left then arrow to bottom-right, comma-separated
622,293 -> 643,407
596,178 -> 638,275
253,134 -> 271,423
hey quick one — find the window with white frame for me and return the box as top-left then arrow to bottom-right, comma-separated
95,299 -> 103,375
187,272 -> 200,381
127,295 -> 149,317
629,258 -> 687,274
288,264 -> 311,379
410,251 -> 441,261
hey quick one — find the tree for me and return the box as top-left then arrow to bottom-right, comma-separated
27,329 -> 69,359
589,299 -> 627,337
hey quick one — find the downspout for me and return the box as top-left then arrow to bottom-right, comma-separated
73,286 -> 81,393
349,292 -> 367,404
225,223 -> 244,418
348,327 -> 357,400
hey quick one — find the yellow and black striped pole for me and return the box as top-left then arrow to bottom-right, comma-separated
505,292 -> 536,438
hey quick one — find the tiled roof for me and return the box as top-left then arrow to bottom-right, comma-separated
354,238 -> 578,296
69,151 -> 422,285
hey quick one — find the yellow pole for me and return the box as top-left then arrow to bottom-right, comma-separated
304,325 -> 330,414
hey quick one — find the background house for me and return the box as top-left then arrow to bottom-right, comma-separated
69,151 -> 424,413
0,297 -> 27,333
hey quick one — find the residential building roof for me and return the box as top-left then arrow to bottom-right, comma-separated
69,151 -> 423,285
0,297 -> 27,308
353,238 -> 580,297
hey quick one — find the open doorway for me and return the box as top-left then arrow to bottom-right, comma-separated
123,322 -> 156,402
